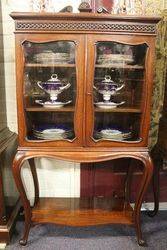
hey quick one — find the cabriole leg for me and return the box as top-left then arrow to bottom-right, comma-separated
147,147 -> 161,217
12,151 -> 32,246
124,159 -> 133,210
28,158 -> 39,206
147,160 -> 160,217
134,153 -> 153,246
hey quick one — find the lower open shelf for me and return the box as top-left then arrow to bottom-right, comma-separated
32,197 -> 134,226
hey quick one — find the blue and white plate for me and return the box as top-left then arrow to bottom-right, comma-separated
33,124 -> 72,140
35,100 -> 72,108
95,128 -> 132,140
95,101 -> 125,109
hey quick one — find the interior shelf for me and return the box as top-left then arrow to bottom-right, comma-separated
25,63 -> 75,68
25,106 -> 75,112
94,108 -> 142,113
25,107 -> 141,113
32,197 -> 133,226
124,78 -> 144,82
95,64 -> 144,70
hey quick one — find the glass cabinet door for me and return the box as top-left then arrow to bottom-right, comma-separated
86,36 -> 149,146
22,38 -> 83,144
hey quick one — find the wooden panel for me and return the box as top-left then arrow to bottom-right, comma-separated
81,161 -> 167,203
80,164 -> 95,197
81,160 -> 146,201
0,161 -> 5,224
0,134 -> 20,243
0,199 -> 21,244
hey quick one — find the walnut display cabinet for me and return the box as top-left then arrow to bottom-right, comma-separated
10,12 -> 160,246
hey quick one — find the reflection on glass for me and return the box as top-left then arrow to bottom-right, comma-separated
23,41 -> 75,65
22,41 -> 76,141
93,41 -> 148,142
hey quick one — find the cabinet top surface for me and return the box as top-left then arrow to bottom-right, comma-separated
10,12 -> 160,23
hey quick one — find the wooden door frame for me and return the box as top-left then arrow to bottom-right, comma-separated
85,34 -> 155,148
15,33 -> 85,148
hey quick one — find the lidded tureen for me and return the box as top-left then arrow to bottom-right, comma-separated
37,74 -> 71,101
94,75 -> 124,101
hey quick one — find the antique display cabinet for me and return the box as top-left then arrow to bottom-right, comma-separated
10,12 -> 160,246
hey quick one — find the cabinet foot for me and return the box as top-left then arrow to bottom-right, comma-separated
19,220 -> 31,246
19,239 -> 28,246
147,210 -> 158,217
138,239 -> 147,247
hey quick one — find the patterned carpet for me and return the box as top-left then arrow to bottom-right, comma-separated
6,211 -> 167,250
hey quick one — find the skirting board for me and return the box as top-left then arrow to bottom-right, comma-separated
0,243 -> 6,249
142,202 -> 167,211
131,202 -> 167,211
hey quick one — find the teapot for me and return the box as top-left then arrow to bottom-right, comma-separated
37,74 -> 71,101
94,75 -> 124,101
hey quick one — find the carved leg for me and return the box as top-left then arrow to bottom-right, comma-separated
12,151 -> 32,246
147,147 -> 161,217
147,160 -> 160,217
28,158 -> 39,206
124,159 -> 133,210
134,153 -> 153,246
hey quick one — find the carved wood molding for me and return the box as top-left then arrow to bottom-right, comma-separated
15,21 -> 156,34
14,149 -> 150,164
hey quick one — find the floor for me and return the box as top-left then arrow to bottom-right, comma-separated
6,211 -> 167,250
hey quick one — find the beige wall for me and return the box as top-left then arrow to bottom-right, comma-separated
1,1 -> 17,132
0,0 -> 7,131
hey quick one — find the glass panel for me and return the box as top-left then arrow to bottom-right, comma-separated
23,41 -> 76,141
93,41 -> 148,142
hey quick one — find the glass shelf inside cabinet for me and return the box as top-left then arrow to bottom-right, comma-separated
23,41 -> 76,141
93,41 -> 148,142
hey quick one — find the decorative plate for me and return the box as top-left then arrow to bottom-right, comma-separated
95,101 -> 125,109
95,128 -> 132,141
35,100 -> 72,108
